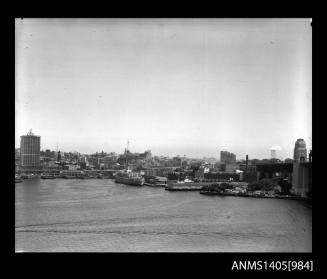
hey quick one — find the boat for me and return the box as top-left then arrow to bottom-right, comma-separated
114,170 -> 144,186
182,178 -> 194,183
41,174 -> 57,179
165,184 -> 203,191
114,140 -> 144,186
144,176 -> 167,187
63,175 -> 75,179
15,175 -> 23,183
21,173 -> 38,179
165,179 -> 212,191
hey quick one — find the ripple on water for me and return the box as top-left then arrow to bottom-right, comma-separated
15,179 -> 312,252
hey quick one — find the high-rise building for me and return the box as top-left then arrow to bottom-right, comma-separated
270,149 -> 277,159
45,149 -> 51,157
15,148 -> 20,160
292,139 -> 311,197
144,150 -> 152,161
293,139 -> 307,162
20,129 -> 41,169
220,151 -> 236,164
57,151 -> 61,161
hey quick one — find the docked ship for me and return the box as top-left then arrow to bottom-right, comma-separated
41,174 -> 57,179
165,178 -> 206,191
41,175 -> 56,179
114,170 -> 144,186
21,173 -> 38,179
114,140 -> 144,186
143,176 -> 167,187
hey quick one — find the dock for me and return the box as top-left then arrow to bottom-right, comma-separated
165,186 -> 203,191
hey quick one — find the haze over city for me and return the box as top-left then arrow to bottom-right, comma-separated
15,18 -> 312,159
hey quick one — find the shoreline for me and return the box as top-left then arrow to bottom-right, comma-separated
16,176 -> 311,203
199,190 -> 311,202
165,187 -> 203,191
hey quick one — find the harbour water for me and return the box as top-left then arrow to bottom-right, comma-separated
15,178 -> 312,252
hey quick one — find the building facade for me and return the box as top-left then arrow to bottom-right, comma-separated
20,130 -> 41,169
271,149 -> 277,159
292,139 -> 311,197
292,162 -> 312,197
293,139 -> 307,162
220,151 -> 236,164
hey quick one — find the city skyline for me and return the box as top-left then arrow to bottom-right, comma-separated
15,18 -> 312,159
16,129 -> 308,161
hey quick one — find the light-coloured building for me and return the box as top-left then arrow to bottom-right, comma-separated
225,163 -> 239,172
64,164 -> 79,171
20,129 -> 40,169
270,149 -> 277,159
145,168 -> 157,176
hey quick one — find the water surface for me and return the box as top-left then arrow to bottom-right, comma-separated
15,178 -> 312,252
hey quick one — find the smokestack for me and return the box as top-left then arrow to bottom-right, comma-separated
246,155 -> 248,172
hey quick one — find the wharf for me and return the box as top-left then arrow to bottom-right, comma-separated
165,181 -> 216,191
144,183 -> 166,187
199,190 -> 309,201
165,185 -> 203,191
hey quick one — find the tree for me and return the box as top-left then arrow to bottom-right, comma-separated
264,182 -> 278,192
203,183 -> 221,192
260,178 -> 271,186
279,179 -> 292,194
247,181 -> 263,192
217,183 -> 227,191
284,158 -> 293,163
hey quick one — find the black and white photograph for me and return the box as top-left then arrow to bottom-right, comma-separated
15,18 -> 312,253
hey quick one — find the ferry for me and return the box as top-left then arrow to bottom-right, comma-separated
114,170 -> 144,186
21,173 -> 38,179
41,174 -> 57,179
165,178 -> 211,191
114,140 -> 144,186
144,176 -> 167,187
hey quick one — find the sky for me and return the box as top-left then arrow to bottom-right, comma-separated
15,18 -> 312,159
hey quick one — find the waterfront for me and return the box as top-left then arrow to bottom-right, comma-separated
15,178 -> 312,252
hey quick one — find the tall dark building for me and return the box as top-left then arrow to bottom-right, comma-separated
20,129 -> 40,169
220,151 -> 236,164
293,139 -> 307,162
45,149 -> 51,157
292,139 -> 311,197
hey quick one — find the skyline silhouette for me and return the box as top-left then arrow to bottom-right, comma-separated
15,18 -> 312,159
